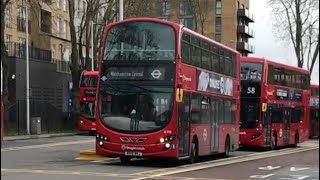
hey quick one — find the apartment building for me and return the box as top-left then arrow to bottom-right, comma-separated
4,0 -> 71,73
146,0 -> 255,56
3,0 -> 72,111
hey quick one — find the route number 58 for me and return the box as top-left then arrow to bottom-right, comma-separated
247,87 -> 256,94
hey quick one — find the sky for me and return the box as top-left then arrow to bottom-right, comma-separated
249,0 -> 319,84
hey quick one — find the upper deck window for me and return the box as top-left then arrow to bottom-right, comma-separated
240,62 -> 263,82
267,64 -> 310,89
104,22 -> 175,61
80,75 -> 98,87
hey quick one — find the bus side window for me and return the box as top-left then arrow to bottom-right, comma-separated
271,108 -> 283,123
191,94 -> 201,123
217,99 -> 225,124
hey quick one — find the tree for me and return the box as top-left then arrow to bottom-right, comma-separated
1,0 -> 12,104
68,0 -> 82,115
184,0 -> 210,35
68,0 -> 118,115
77,0 -> 117,70
269,0 -> 319,73
124,0 -> 159,18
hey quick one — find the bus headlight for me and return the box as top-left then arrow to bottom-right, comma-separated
165,143 -> 171,149
96,133 -> 108,142
159,135 -> 176,143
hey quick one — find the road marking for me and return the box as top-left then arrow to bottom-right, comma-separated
1,140 -> 94,152
130,146 -> 319,180
1,168 -> 227,180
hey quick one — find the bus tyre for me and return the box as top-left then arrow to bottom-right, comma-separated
271,134 -> 277,150
223,137 -> 230,157
294,133 -> 299,147
120,156 -> 131,164
189,142 -> 198,164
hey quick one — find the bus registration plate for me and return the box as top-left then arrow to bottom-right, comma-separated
125,151 -> 143,156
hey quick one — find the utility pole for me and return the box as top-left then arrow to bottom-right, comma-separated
25,0 -> 30,135
119,0 -> 123,20
91,20 -> 94,71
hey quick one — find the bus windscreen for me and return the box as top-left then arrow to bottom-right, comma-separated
104,22 -> 175,61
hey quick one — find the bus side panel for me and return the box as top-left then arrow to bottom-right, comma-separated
239,129 -> 264,147
190,124 -> 211,156
219,124 -> 239,152
271,123 -> 284,146
289,123 -> 300,144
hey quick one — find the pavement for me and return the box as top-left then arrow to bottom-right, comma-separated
2,132 -> 86,141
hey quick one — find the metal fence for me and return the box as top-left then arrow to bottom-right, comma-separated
3,100 -> 77,136
6,42 -> 52,62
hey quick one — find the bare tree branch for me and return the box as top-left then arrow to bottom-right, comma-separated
269,0 -> 319,72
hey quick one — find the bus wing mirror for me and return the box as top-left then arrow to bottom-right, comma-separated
262,103 -> 267,112
176,88 -> 184,103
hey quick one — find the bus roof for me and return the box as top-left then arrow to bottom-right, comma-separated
83,71 -> 99,76
241,56 -> 310,75
105,17 -> 240,55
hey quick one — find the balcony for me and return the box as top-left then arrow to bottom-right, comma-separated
5,41 -> 52,62
237,25 -> 254,38
237,9 -> 254,23
237,41 -> 254,54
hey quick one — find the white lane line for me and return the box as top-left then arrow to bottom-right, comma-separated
130,146 -> 319,180
1,139 -> 95,152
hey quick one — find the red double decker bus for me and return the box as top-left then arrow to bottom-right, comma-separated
78,70 -> 99,134
309,84 -> 319,138
96,18 -> 241,163
240,57 -> 311,149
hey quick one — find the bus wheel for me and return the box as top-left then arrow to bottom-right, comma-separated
189,142 -> 198,164
223,136 -> 230,157
271,134 -> 277,150
120,156 -> 132,164
294,133 -> 299,147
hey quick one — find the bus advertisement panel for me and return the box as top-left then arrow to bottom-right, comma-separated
78,71 -> 99,134
240,57 -> 311,149
95,18 -> 241,163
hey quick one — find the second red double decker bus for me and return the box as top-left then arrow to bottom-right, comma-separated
240,57 -> 311,149
309,84 -> 319,138
95,18 -> 241,163
78,70 -> 99,134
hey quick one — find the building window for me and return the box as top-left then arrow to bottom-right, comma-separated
216,0 -> 222,15
158,1 -> 171,17
17,6 -> 26,32
180,18 -> 193,29
57,0 -> 60,9
215,17 -> 221,32
215,34 -> 221,42
56,17 -> 61,36
5,3 -> 12,28
63,0 -> 67,11
64,20 -> 68,39
180,1 -> 193,16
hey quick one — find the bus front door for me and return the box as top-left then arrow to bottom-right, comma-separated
263,106 -> 272,146
283,108 -> 290,145
178,93 -> 190,157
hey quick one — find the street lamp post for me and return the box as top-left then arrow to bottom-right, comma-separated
119,0 -> 123,21
25,0 -> 30,135
91,20 -> 94,71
